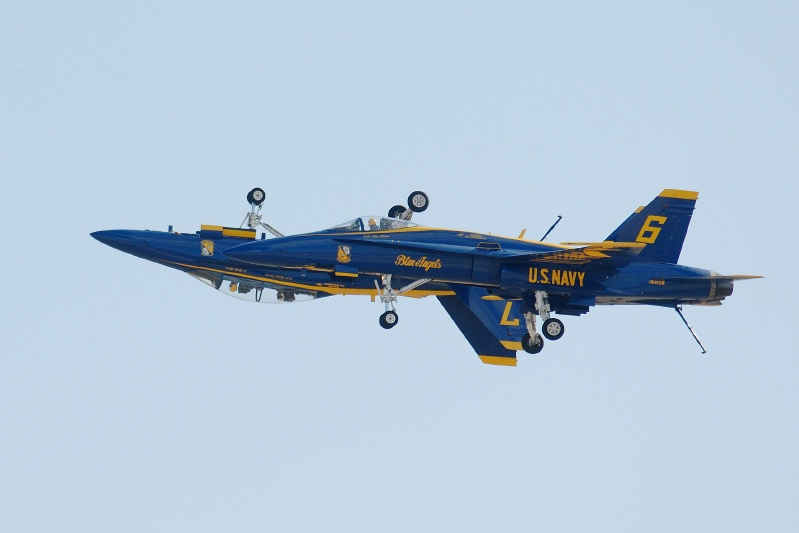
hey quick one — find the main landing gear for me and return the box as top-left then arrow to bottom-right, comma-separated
521,291 -> 565,354
374,274 -> 432,329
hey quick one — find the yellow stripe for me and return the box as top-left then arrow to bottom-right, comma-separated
334,271 -> 358,278
481,295 -> 504,301
201,225 -> 256,238
165,261 -> 454,298
479,355 -> 517,367
561,241 -> 645,249
500,341 -> 523,351
222,228 -> 256,238
659,189 -> 698,200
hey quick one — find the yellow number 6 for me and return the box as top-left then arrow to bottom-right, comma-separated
636,215 -> 667,244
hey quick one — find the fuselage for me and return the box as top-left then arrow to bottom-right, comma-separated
222,218 -> 733,309
92,188 -> 760,364
92,217 -> 734,311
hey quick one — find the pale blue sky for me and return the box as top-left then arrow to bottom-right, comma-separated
2,2 -> 796,531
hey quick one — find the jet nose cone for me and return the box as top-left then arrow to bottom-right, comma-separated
91,230 -> 120,246
91,229 -> 149,256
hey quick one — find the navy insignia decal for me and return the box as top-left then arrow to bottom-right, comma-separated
337,245 -> 352,263
200,240 -> 215,256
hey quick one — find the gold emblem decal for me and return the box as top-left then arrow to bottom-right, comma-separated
395,255 -> 442,271
337,245 -> 352,263
200,240 -> 215,256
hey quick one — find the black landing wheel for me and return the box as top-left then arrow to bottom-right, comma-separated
379,310 -> 399,329
247,187 -> 266,206
407,191 -> 429,213
388,205 -> 407,219
522,333 -> 544,354
542,318 -> 565,341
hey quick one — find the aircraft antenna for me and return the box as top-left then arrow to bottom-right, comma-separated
540,215 -> 562,241
674,306 -> 707,354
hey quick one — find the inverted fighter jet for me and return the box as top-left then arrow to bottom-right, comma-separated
92,188 -> 760,366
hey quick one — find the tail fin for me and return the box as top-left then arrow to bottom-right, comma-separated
606,189 -> 698,264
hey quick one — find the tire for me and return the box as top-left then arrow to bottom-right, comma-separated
522,333 -> 544,354
379,310 -> 399,329
407,191 -> 429,213
542,318 -> 564,341
247,187 -> 266,206
388,205 -> 406,219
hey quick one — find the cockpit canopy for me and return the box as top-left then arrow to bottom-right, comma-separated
329,216 -> 420,232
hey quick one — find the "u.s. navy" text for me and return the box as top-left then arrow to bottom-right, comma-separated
528,267 -> 585,287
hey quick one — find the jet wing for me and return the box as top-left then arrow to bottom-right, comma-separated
436,284 -> 529,366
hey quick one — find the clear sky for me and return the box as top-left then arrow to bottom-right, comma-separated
2,1 -> 796,531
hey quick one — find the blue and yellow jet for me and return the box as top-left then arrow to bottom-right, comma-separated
92,188 -> 760,366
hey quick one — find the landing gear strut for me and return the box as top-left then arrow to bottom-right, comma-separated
374,274 -> 432,330
535,291 -> 565,341
241,187 -> 284,238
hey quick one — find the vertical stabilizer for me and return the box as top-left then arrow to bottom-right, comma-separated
606,189 -> 698,264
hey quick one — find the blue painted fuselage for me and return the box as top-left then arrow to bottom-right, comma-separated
92,189 -> 759,366
223,225 -> 733,309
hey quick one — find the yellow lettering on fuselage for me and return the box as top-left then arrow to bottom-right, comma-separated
395,255 -> 442,271
528,267 -> 585,287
